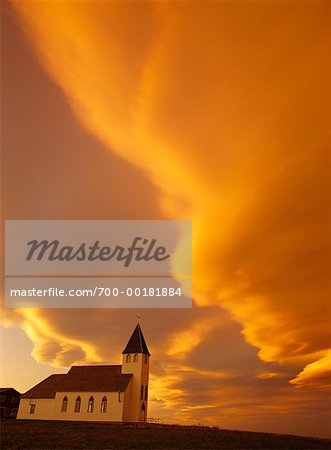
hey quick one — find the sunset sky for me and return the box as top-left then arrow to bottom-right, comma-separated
1,0 -> 330,438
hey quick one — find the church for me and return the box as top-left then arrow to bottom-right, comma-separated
17,324 -> 150,422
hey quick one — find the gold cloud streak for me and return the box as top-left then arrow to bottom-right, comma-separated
291,351 -> 331,388
17,309 -> 101,367
166,315 -> 222,358
9,0 -> 331,387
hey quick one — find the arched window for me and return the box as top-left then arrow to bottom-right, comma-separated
61,396 -> 68,412
133,354 -> 138,362
74,396 -> 81,412
126,354 -> 131,363
87,396 -> 94,413
140,385 -> 144,400
145,386 -> 148,401
144,354 -> 148,364
101,396 -> 107,413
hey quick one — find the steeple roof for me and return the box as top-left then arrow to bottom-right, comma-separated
122,324 -> 151,356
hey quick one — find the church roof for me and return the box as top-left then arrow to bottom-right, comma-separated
21,374 -> 66,399
122,324 -> 151,356
21,365 -> 132,398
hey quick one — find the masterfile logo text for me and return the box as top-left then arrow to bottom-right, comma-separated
5,220 -> 192,308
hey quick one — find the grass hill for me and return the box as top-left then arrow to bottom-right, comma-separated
1,420 -> 331,449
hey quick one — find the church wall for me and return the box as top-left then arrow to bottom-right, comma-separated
17,398 -> 54,420
122,379 -> 132,422
17,392 -> 125,422
52,391 -> 124,421
140,356 -> 150,421
122,353 -> 149,421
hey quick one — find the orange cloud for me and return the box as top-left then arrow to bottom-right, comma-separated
12,309 -> 101,367
8,0 -> 331,394
291,351 -> 331,388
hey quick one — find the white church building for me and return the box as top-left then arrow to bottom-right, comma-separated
17,324 -> 150,422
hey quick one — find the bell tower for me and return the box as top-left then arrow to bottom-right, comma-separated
121,324 -> 151,422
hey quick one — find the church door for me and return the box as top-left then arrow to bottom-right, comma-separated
141,402 -> 146,422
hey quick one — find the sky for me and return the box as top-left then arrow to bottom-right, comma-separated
1,0 -> 330,438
